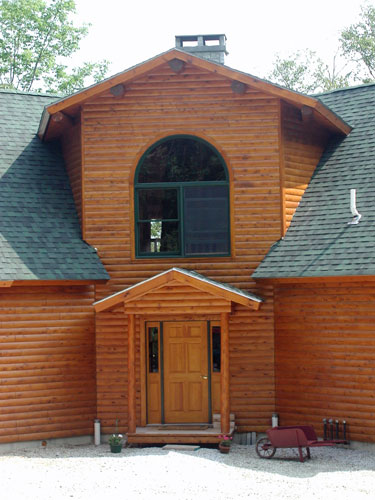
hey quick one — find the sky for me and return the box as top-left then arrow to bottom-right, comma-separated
71,0 -> 371,79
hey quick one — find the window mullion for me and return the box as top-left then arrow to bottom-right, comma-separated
179,186 -> 184,257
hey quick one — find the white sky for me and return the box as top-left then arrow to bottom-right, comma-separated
72,0 -> 371,79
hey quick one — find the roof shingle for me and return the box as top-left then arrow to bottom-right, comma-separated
253,83 -> 375,279
0,90 -> 109,281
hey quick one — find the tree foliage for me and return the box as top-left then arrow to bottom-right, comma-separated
0,0 -> 108,93
340,4 -> 375,81
268,50 -> 352,94
268,2 -> 375,94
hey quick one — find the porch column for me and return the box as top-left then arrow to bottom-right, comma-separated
127,313 -> 136,434
220,312 -> 230,434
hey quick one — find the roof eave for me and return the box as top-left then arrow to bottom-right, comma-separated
38,106 -> 51,140
41,48 -> 351,138
94,267 -> 263,313
253,274 -> 375,284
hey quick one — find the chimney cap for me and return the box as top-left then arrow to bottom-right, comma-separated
175,34 -> 228,64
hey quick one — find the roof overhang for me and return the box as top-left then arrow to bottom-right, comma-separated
0,279 -> 108,288
94,267 -> 263,313
253,274 -> 375,284
38,48 -> 352,140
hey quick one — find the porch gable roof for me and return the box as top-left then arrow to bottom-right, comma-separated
94,267 -> 263,313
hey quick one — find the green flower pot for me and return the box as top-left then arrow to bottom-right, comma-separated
219,444 -> 230,454
110,443 -> 123,453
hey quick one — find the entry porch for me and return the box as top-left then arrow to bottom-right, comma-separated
94,268 -> 262,444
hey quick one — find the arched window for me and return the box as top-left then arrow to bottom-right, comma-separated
135,136 -> 230,257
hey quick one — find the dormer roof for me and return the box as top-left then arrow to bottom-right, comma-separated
38,48 -> 351,140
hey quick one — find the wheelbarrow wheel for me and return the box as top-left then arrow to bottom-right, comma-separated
256,437 -> 276,459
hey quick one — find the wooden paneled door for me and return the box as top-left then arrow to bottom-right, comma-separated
163,321 -> 209,423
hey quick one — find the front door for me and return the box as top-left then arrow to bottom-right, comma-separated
163,321 -> 209,423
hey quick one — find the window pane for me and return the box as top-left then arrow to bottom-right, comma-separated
184,185 -> 229,255
138,138 -> 226,183
139,221 -> 180,254
212,326 -> 221,372
148,326 -> 159,373
138,189 -> 178,220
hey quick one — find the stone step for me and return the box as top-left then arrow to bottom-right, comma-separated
213,413 -> 235,422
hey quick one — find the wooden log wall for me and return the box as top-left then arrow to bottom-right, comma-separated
0,285 -> 96,443
95,283 -> 275,433
61,122 -> 83,227
82,62 -> 282,294
274,281 -> 375,443
84,61 -> 280,432
281,102 -> 330,233
125,282 -> 232,315
96,309 -> 140,435
229,286 -> 275,432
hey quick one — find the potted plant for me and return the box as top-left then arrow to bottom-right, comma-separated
218,434 -> 232,453
109,419 -> 124,453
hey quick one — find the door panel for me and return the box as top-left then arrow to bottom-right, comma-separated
163,321 -> 209,423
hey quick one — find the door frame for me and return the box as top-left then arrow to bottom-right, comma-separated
142,319 -> 214,425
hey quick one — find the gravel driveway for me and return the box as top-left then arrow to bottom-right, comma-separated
1,443 -> 374,499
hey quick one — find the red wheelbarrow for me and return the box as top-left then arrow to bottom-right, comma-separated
256,425 -> 348,462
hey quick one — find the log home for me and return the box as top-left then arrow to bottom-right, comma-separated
1,34 -> 374,445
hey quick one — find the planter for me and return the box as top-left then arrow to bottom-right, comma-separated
110,443 -> 123,453
219,444 -> 230,454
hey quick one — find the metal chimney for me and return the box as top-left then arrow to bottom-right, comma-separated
175,34 -> 228,64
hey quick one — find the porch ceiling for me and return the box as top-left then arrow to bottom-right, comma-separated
94,267 -> 263,313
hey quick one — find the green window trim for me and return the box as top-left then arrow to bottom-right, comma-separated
135,135 -> 231,259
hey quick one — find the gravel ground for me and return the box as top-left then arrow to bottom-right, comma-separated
1,443 -> 374,500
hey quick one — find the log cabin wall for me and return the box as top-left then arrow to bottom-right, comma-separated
281,102 -> 331,234
96,309 -> 132,435
81,62 -> 283,295
61,122 -> 83,227
96,290 -> 275,434
274,281 -> 375,443
83,61 -> 280,432
0,285 -> 96,444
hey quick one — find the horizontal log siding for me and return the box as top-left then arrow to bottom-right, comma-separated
61,122 -> 83,227
0,285 -> 96,443
230,285 -> 275,431
274,282 -> 375,443
85,62 -> 279,430
96,310 -> 142,434
125,283 -> 232,315
282,102 -> 329,231
95,285 -> 275,432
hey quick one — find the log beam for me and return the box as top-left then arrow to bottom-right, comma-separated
127,313 -> 136,433
168,58 -> 186,74
231,80 -> 247,95
220,312 -> 230,434
51,111 -> 74,126
301,105 -> 314,122
110,84 -> 126,98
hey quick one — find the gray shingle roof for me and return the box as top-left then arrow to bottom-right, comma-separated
253,83 -> 375,279
0,90 -> 109,281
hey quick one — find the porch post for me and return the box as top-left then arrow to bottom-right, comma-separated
220,312 -> 230,434
127,313 -> 136,434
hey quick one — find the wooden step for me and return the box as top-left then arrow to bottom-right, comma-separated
127,424 -> 235,445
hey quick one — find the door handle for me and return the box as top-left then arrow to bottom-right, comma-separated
201,375 -> 208,380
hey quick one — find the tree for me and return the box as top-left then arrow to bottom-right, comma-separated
267,50 -> 352,94
267,2 -> 375,94
0,0 -> 109,93
340,4 -> 375,81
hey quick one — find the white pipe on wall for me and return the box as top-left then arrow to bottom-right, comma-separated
272,413 -> 279,428
94,419 -> 101,446
348,188 -> 362,224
